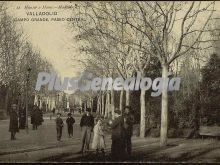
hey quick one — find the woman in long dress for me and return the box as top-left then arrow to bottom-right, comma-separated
92,117 -> 106,155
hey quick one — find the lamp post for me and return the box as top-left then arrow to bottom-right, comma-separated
25,67 -> 31,134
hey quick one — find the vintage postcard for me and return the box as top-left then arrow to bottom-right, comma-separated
0,1 -> 220,163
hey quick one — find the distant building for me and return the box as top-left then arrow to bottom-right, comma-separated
34,93 -> 56,112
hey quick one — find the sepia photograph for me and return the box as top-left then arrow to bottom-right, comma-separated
0,1 -> 220,163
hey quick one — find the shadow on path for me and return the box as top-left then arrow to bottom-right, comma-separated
37,143 -> 179,162
36,139 -> 220,162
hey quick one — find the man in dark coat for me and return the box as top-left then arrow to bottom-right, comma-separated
56,113 -> 64,141
123,106 -> 135,157
79,108 -> 94,153
31,105 -> 43,130
9,104 -> 19,140
66,113 -> 75,138
109,109 -> 126,161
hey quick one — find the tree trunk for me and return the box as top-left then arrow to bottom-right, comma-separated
99,97 -> 102,114
111,89 -> 115,119
79,97 -> 82,111
140,89 -> 146,138
104,92 -> 110,118
119,90 -> 124,112
125,90 -> 130,106
100,97 -> 102,115
160,65 -> 169,146
91,97 -> 93,111
97,97 -> 100,114
88,100 -> 90,109
87,98 -> 90,108
90,97 -> 92,108
84,101 -> 87,111
101,93 -> 105,116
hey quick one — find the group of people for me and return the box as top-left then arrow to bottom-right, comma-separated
9,104 -> 44,140
9,102 -> 135,161
54,106 -> 134,160
68,106 -> 135,161
55,112 -> 75,141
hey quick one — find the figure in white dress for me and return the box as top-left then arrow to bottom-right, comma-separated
92,117 -> 106,155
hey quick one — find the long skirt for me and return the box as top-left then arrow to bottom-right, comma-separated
92,133 -> 105,150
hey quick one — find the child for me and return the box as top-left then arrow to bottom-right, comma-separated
66,113 -> 75,138
56,113 -> 64,141
92,117 -> 106,155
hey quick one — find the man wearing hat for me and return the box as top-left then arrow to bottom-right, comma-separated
66,113 -> 75,138
109,108 -> 126,161
9,104 -> 19,140
79,108 -> 94,153
55,113 -> 64,141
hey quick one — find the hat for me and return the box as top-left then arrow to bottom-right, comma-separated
11,104 -> 17,107
114,109 -> 121,115
67,113 -> 72,116
57,113 -> 61,116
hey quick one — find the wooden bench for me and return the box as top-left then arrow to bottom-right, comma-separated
199,126 -> 220,139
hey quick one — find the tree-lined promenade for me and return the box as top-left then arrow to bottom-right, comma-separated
0,1 -> 220,163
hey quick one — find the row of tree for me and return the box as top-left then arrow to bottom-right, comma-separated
68,2 -> 220,146
0,2 -> 55,115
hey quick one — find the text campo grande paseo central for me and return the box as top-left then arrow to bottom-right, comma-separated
14,17 -> 80,22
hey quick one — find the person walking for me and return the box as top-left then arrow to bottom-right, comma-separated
92,116 -> 106,156
109,109 -> 126,161
123,106 -> 135,157
79,108 -> 94,154
66,113 -> 75,138
55,113 -> 64,141
9,104 -> 19,140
